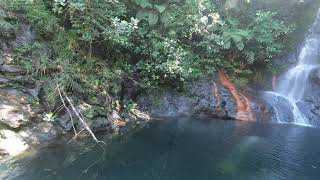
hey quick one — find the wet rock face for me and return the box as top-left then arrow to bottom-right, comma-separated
0,17 -> 39,129
297,67 -> 320,125
121,79 -> 140,104
0,88 -> 40,128
0,122 -> 61,157
135,80 -> 272,121
310,67 -> 320,85
136,81 -> 231,118
262,92 -> 295,123
0,15 -> 63,158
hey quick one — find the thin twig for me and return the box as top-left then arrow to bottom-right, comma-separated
67,128 -> 85,144
52,104 -> 64,117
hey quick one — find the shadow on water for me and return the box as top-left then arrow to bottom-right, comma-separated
1,118 -> 320,180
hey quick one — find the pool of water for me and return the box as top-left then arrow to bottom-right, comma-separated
1,118 -> 320,180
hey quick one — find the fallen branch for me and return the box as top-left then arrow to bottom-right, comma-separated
57,87 -> 77,135
57,84 -> 107,176
56,84 -> 106,145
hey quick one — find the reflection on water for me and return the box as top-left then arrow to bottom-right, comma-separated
1,118 -> 320,180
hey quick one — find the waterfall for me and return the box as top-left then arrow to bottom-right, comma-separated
263,10 -> 320,126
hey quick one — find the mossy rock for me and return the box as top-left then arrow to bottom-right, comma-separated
0,19 -> 16,39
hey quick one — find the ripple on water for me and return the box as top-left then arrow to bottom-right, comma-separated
1,118 -> 320,180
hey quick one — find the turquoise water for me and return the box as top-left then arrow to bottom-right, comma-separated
1,118 -> 320,180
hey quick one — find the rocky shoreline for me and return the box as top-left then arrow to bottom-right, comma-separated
2,6 -> 320,160
0,13 -> 150,159
0,12 -> 273,159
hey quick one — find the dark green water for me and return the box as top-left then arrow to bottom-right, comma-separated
1,118 -> 320,180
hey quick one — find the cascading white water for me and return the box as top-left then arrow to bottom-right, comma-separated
264,10 -> 320,126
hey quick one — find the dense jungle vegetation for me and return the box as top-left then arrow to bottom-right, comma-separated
0,0 -> 318,101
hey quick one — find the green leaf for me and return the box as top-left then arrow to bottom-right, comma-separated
245,51 -> 255,64
136,10 -> 149,20
236,29 -> 251,39
148,12 -> 159,26
231,34 -> 244,50
69,2 -> 86,11
223,41 -> 231,49
135,0 -> 152,8
234,40 -> 245,50
154,4 -> 166,13
160,11 -> 171,26
54,0 -> 67,6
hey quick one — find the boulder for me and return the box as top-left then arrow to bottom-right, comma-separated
0,88 -> 40,128
0,122 -> 61,158
120,78 -> 141,104
0,129 -> 29,156
294,67 -> 320,126
137,80 -> 237,119
0,20 -> 16,39
0,64 -> 26,75
56,112 -> 73,131
262,92 -> 295,123
89,117 -> 111,132
54,98 -> 114,133
310,67 -> 320,85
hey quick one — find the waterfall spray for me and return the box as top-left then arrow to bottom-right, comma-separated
263,9 -> 320,126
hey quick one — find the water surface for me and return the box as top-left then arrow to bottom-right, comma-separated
1,118 -> 320,180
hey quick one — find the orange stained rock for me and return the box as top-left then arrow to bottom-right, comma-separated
218,71 -> 255,121
113,120 -> 126,127
213,82 -> 221,106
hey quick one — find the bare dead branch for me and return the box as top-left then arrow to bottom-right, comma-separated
56,84 -> 106,145
57,85 -> 77,135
